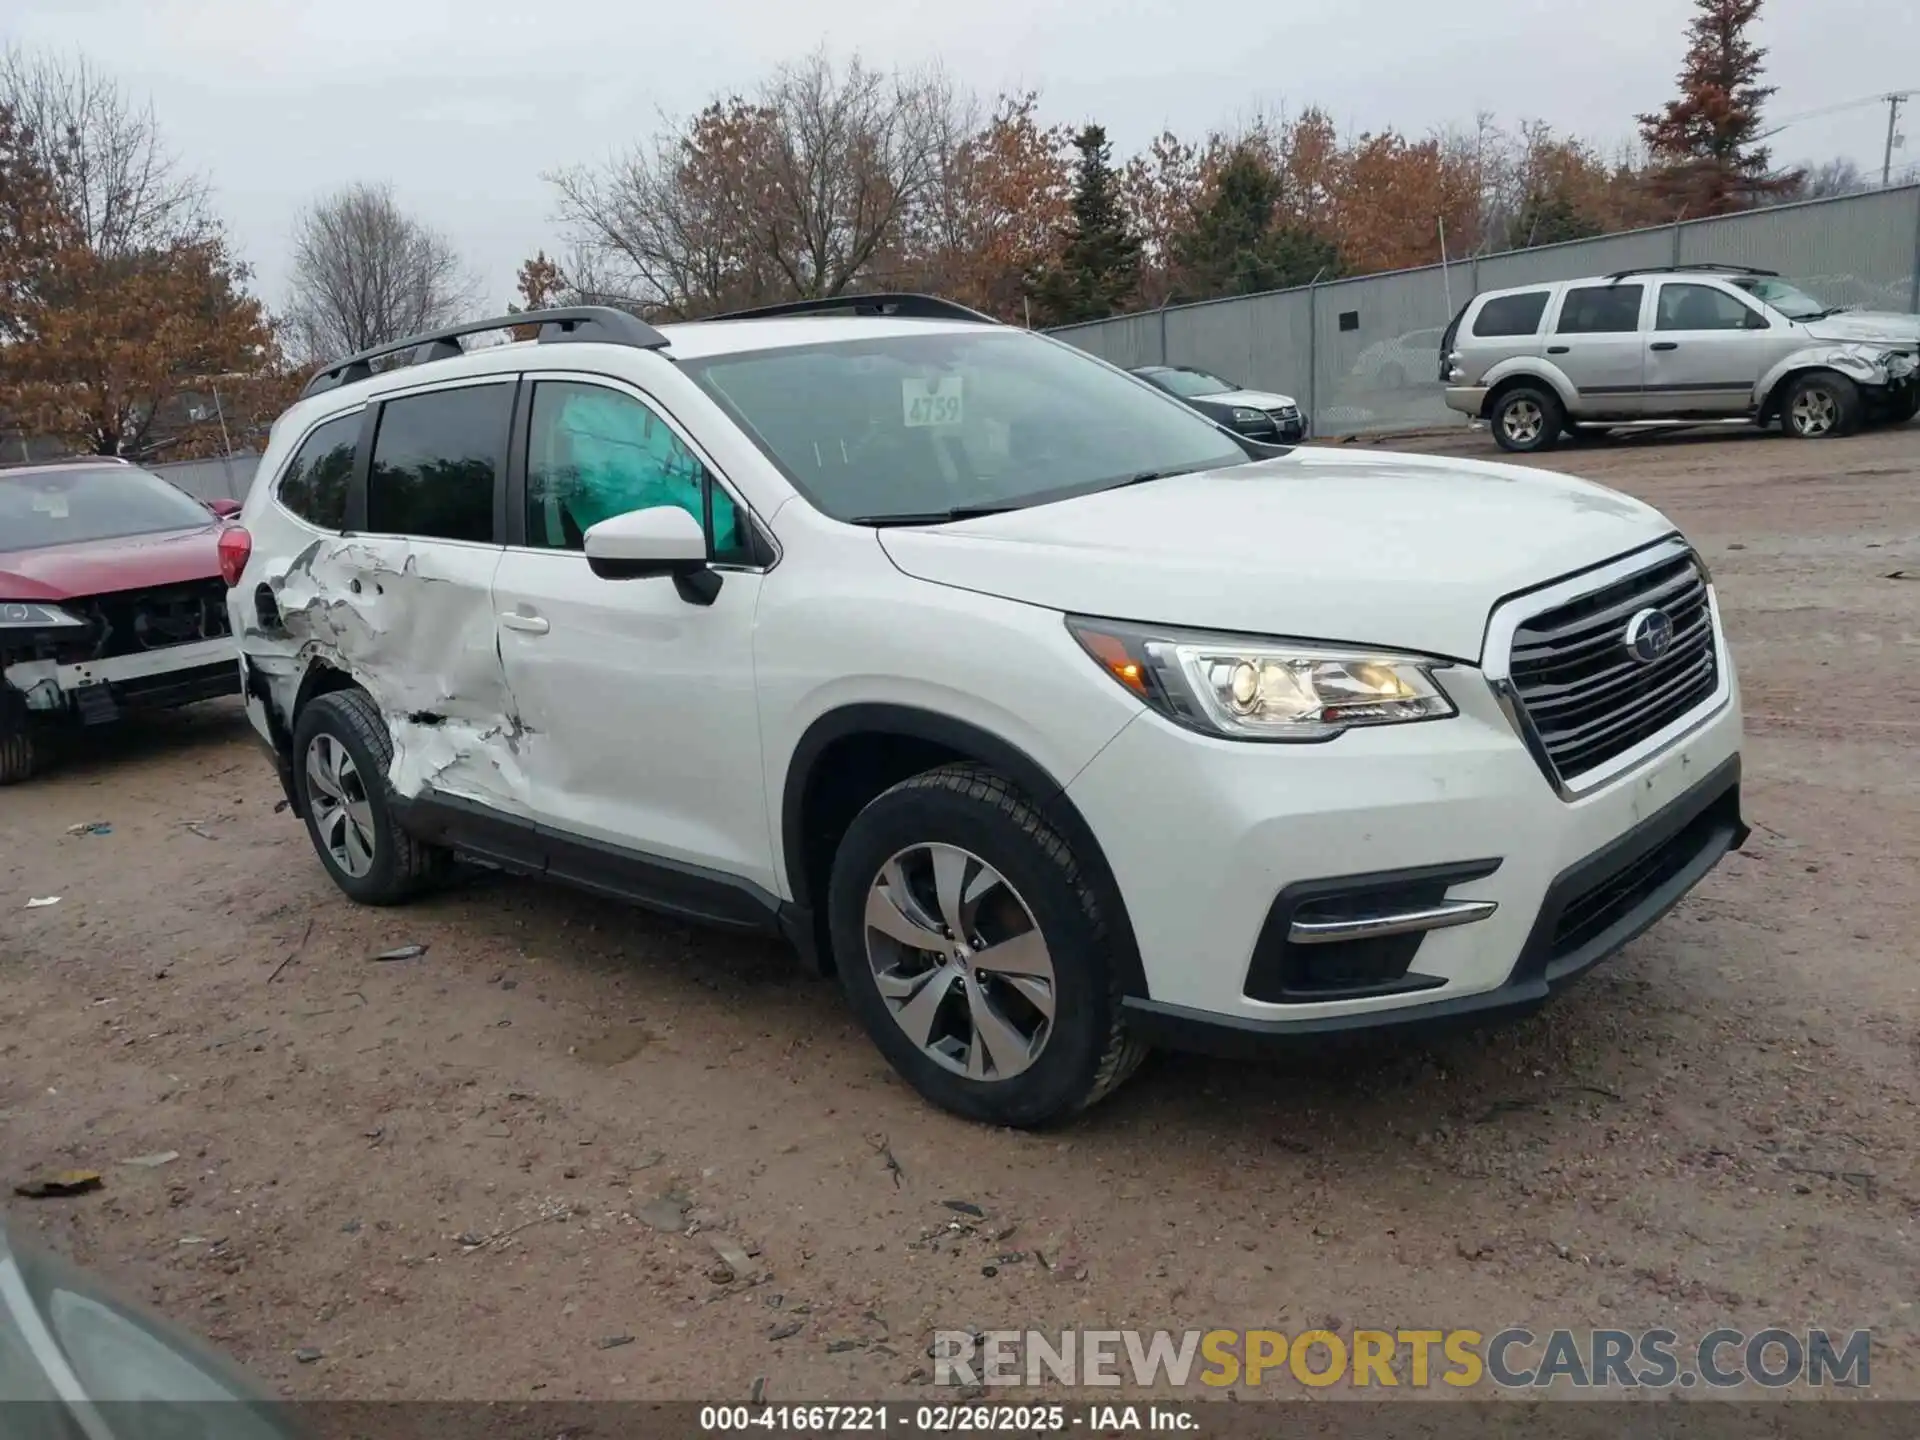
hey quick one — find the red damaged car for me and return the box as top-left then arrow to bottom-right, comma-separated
1,457 -> 245,783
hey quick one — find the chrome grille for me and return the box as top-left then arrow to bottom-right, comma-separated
1506,551 -> 1718,785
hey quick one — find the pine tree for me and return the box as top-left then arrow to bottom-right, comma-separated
1507,193 -> 1602,250
1170,146 -> 1340,299
1027,125 -> 1140,324
1637,0 -> 1801,216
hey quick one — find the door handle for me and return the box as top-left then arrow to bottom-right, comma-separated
1650,341 -> 1679,351
1547,345 -> 1570,354
499,611 -> 550,635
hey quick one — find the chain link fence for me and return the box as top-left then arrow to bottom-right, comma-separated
1050,184 -> 1920,437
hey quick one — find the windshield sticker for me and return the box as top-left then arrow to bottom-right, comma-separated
903,376 -> 963,428
31,492 -> 70,519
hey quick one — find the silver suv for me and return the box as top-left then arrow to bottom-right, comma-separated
1441,264 -> 1920,452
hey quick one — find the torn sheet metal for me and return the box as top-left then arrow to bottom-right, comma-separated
247,535 -> 534,812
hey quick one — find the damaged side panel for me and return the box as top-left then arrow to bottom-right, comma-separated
244,534 -> 534,813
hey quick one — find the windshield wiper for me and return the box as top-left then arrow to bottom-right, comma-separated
1103,462 -> 1222,492
847,504 -> 1021,527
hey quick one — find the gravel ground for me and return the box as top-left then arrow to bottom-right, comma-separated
2,423 -> 1917,1404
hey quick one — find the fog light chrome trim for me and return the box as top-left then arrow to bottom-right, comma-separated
1288,898 -> 1499,945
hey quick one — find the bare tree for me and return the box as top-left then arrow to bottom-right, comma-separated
1796,156 -> 1868,200
0,46 -> 210,255
548,51 -> 956,317
284,182 -> 478,363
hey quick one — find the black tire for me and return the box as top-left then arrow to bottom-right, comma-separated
290,688 -> 446,905
1884,390 -> 1919,425
0,726 -> 36,785
827,764 -> 1146,1127
1780,371 -> 1862,439
1489,385 -> 1563,453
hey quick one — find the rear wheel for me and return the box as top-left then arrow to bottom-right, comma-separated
1781,371 -> 1862,439
1490,385 -> 1564,453
828,764 -> 1146,1127
291,689 -> 446,904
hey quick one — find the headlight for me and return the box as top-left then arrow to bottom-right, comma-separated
1229,407 -> 1264,423
0,602 -> 85,629
1067,616 -> 1456,741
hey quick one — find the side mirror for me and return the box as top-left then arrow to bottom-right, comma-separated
206,497 -> 242,519
584,505 -> 714,594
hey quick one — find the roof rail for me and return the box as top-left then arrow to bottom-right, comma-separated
1603,263 -> 1780,281
300,306 -> 671,399
700,293 -> 1001,325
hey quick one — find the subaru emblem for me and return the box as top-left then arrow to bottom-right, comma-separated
1624,607 -> 1675,664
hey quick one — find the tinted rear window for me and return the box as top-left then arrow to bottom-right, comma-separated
276,412 -> 360,530
1471,292 -> 1550,338
1557,285 -> 1643,335
366,384 -> 512,543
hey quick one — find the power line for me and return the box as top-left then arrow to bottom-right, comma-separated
1756,88 -> 1916,144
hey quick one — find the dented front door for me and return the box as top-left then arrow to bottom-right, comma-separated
491,548 -> 771,890
491,374 -> 776,894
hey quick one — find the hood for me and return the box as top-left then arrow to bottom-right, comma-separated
876,449 -> 1676,663
1211,388 -> 1299,410
1804,310 -> 1920,346
0,523 -> 223,602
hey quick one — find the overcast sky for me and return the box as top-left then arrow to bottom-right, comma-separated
6,0 -> 1916,314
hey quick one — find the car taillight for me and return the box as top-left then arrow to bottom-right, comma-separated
216,525 -> 252,587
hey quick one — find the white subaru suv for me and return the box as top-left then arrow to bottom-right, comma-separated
225,297 -> 1748,1127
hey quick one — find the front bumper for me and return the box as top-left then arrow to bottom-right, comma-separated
1231,412 -> 1308,442
3,637 -> 239,726
1123,754 -> 1745,1054
1065,654 -> 1744,1043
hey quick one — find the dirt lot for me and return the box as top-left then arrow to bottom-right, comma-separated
3,424 -> 1919,1404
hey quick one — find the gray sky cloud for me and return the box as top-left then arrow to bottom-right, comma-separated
7,0 -> 1915,316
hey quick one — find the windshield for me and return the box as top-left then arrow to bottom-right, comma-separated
0,466 -> 213,551
1731,277 -> 1836,322
684,330 -> 1249,523
1153,368 -> 1235,398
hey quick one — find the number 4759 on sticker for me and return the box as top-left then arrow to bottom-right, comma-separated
903,376 -> 963,427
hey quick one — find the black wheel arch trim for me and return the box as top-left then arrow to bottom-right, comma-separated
780,704 -> 1152,1001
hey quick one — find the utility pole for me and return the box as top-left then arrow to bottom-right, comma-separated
1886,92 -> 1911,188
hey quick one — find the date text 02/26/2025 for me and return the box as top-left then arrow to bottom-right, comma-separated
699,1403 -> 1197,1433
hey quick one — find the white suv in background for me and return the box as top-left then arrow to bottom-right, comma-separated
1442,264 -> 1920,451
226,297 -> 1748,1127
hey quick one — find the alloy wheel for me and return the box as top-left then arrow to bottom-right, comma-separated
862,843 -> 1057,1082
305,733 -> 376,878
1790,387 -> 1837,436
1502,398 -> 1544,445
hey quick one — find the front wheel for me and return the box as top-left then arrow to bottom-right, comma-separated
0,726 -> 36,785
291,689 -> 446,905
827,765 -> 1146,1127
1490,386 -> 1564,453
1781,371 -> 1862,439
